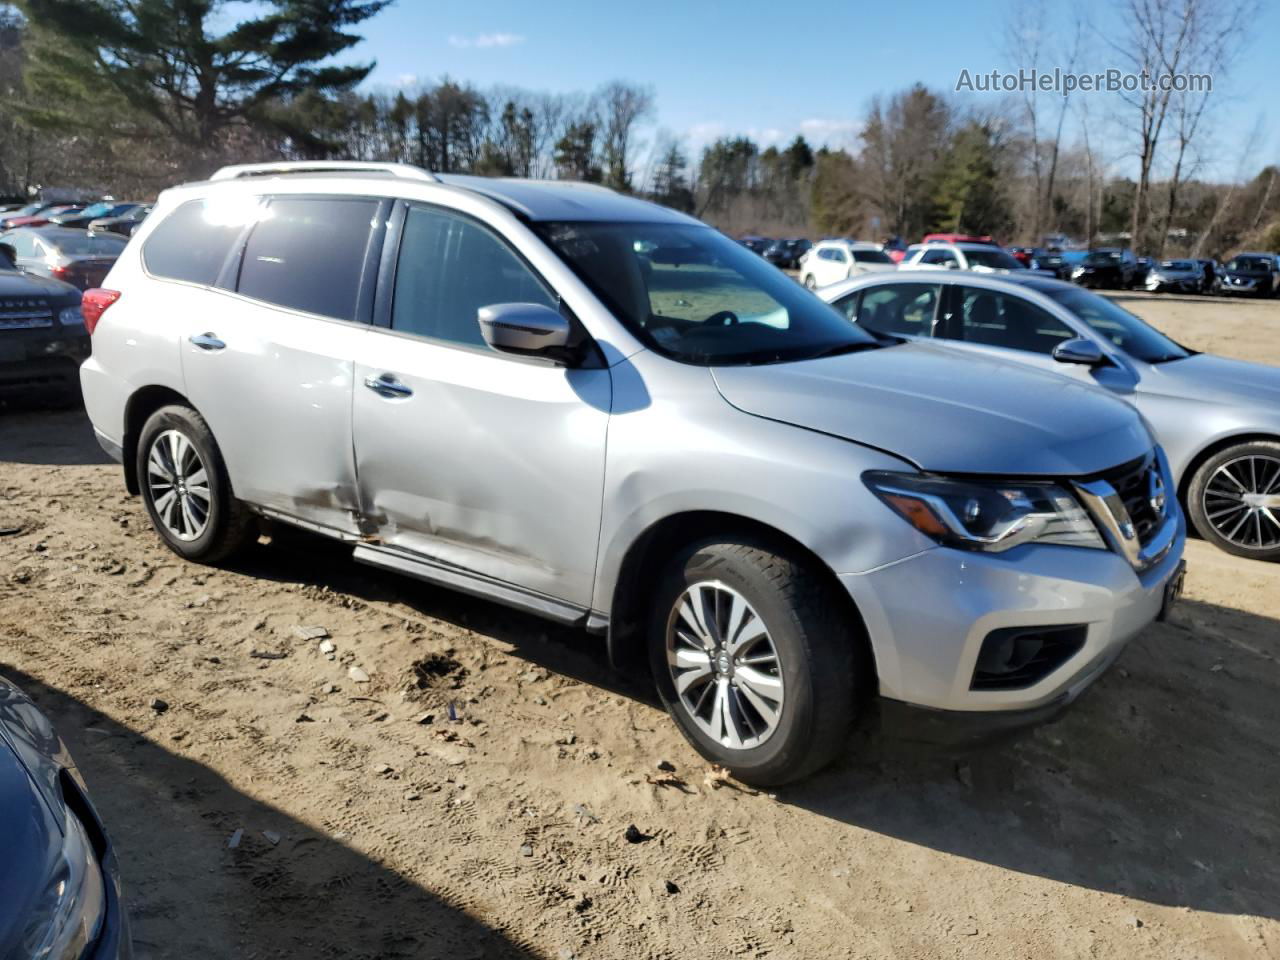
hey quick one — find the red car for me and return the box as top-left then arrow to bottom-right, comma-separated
921,233 -> 998,246
0,204 -> 82,230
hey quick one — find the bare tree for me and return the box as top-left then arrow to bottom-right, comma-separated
597,81 -> 654,191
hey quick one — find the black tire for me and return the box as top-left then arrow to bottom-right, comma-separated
136,404 -> 256,563
802,274 -> 816,290
1186,440 -> 1280,561
648,538 -> 864,785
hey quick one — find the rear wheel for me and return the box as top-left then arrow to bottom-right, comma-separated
802,274 -> 816,290
136,404 -> 256,562
648,539 -> 863,785
1187,441 -> 1280,561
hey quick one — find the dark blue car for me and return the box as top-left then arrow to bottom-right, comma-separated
0,673 -> 131,959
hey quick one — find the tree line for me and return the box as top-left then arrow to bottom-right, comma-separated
1,0 -> 1277,257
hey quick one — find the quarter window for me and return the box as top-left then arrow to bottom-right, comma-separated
143,198 -> 259,286
237,197 -> 379,322
943,287 -> 1075,354
391,206 -> 555,349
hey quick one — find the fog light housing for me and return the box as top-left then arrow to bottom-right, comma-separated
971,625 -> 1087,690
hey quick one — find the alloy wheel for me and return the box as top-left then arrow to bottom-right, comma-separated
666,581 -> 784,750
1202,454 -> 1280,550
146,429 -> 212,542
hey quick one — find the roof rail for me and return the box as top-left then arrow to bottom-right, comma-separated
210,161 -> 438,183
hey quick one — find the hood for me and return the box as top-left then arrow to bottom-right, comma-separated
0,269 -> 79,299
711,341 -> 1151,476
1146,353 -> 1280,406
1222,268 -> 1271,278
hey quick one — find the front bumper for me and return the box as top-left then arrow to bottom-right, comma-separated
841,504 -> 1186,715
0,330 -> 90,396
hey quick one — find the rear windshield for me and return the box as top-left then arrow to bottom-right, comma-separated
1160,260 -> 1195,270
1085,251 -> 1122,264
48,232 -> 127,255
965,248 -> 1024,270
852,249 -> 892,264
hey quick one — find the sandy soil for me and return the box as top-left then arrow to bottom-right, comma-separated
1,293 -> 1278,960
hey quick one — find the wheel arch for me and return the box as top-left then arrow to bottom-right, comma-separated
604,510 -> 876,685
1176,431 -> 1280,506
121,385 -> 194,494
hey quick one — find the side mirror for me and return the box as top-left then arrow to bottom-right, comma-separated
0,242 -> 15,267
477,302 -> 572,362
1052,337 -> 1105,366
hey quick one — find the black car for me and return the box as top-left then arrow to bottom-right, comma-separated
1217,252 -> 1280,297
0,241 -> 88,401
49,202 -> 143,232
0,673 -> 131,959
1133,256 -> 1154,286
763,237 -> 811,269
740,235 -> 773,256
1070,247 -> 1138,289
88,205 -> 151,238
1029,249 -> 1072,280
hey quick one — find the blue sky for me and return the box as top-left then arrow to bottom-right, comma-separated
351,0 -> 1278,180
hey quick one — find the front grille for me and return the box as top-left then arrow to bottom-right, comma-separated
0,296 -> 53,329
1100,453 -> 1163,546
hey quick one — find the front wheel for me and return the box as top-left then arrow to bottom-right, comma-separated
136,404 -> 256,562
1187,441 -> 1280,561
648,539 -> 863,785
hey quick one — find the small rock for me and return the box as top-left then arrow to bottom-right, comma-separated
372,763 -> 394,776
404,790 -> 421,801
0,524 -> 24,536
416,713 -> 435,725
955,762 -> 973,789
187,594 -> 211,608
227,828 -> 243,849
249,649 -> 288,660
1118,668 -> 1130,679
292,625 -> 329,641
533,695 -> 547,706
1128,916 -> 1144,929
960,924 -> 978,936
1210,663 -> 1224,673
557,949 -> 575,960
348,666 -> 370,683
519,843 -> 534,857
262,830 -> 281,846
322,683 -> 338,694
295,713 -> 315,723
656,760 -> 677,773
573,803 -> 600,824
623,824 -> 651,844
664,880 -> 680,895
149,698 -> 169,714
318,639 -> 336,655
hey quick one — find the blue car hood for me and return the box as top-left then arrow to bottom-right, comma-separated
712,341 -> 1152,476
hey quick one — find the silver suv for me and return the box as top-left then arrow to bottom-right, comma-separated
79,162 -> 1186,784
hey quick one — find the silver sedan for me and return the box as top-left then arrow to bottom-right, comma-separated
820,271 -> 1280,560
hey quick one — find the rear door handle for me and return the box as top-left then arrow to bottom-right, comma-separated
364,374 -> 413,399
189,333 -> 226,351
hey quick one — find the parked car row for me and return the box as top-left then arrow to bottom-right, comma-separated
1,201 -> 150,237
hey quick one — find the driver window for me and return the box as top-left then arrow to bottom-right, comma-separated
943,287 -> 1075,354
830,248 -> 848,263
853,283 -> 941,336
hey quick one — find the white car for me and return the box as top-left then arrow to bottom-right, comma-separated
798,240 -> 896,289
901,242 -> 1034,275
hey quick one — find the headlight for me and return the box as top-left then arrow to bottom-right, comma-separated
20,810 -> 106,960
1071,266 -> 1086,276
58,306 -> 84,327
863,472 -> 1105,553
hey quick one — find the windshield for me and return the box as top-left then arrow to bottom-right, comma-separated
1043,286 -> 1189,363
537,221 -> 879,365
965,248 -> 1024,270
1084,251 -> 1122,265
78,202 -> 114,218
49,232 -> 126,255
1226,256 -> 1272,273
852,249 -> 892,264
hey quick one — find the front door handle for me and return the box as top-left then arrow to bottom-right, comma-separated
189,333 -> 226,351
364,374 -> 413,399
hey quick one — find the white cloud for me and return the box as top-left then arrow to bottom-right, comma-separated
395,73 -> 419,88
798,117 -> 861,146
448,32 -> 525,49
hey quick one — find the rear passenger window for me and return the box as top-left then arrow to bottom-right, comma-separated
143,198 -> 257,286
391,205 -> 555,349
237,198 -> 378,322
854,283 -> 941,336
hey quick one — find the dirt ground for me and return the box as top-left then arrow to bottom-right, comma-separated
1,291 -> 1278,960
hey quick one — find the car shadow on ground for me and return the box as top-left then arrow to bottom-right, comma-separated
236,533 -> 1280,922
1,664 -> 540,960
0,406 -> 112,466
